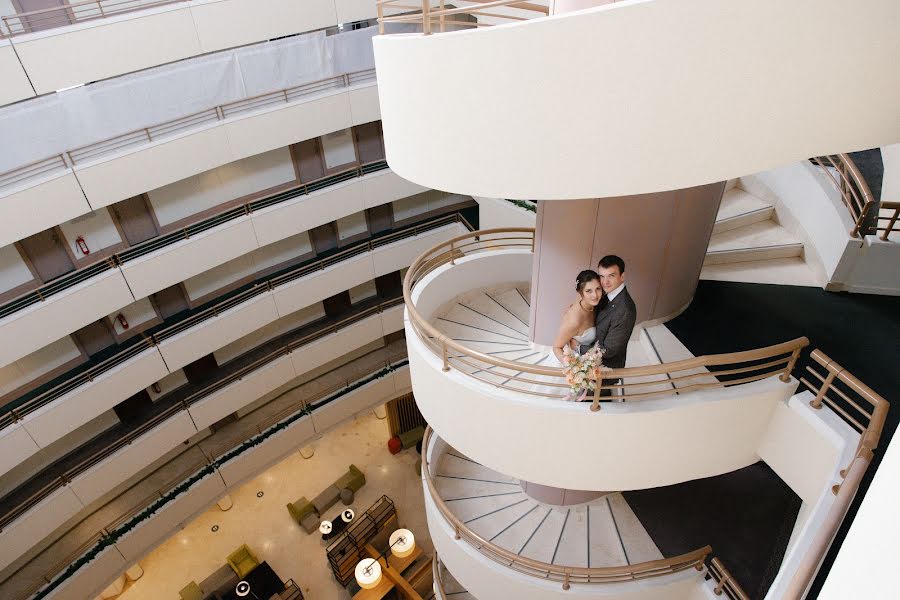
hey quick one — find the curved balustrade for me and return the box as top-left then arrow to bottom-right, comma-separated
404,227 -> 807,409
0,210 -> 467,432
423,427 -> 710,589
0,69 -> 376,193
0,158 -> 387,322
708,558 -> 749,600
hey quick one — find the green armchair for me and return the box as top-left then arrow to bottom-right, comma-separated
178,581 -> 203,600
226,544 -> 260,579
335,464 -> 366,493
286,496 -> 314,524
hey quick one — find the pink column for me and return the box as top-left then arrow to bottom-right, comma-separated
530,182 -> 725,346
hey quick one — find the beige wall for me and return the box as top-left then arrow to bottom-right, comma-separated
530,183 -> 724,345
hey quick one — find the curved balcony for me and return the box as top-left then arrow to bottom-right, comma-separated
423,427 -> 713,599
0,67 -> 379,248
1,347 -> 410,600
0,211 -> 471,476
404,227 -> 807,489
373,0 -> 900,198
0,287 -> 412,579
0,0 -> 378,102
0,158 -> 429,369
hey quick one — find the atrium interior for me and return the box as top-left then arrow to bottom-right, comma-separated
0,2 -> 897,600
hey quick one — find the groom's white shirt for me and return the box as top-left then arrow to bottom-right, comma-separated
606,282 -> 626,302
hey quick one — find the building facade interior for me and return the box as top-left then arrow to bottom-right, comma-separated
0,1 -> 897,600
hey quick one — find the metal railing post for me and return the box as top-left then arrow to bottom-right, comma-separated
378,1 -> 384,34
590,385 -> 601,412
810,370 -> 837,409
442,343 -> 450,372
423,0 -> 431,34
780,346 -> 802,382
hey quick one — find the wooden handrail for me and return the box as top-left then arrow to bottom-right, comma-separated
781,454 -> 871,600
799,349 -> 889,486
709,557 -> 750,600
403,227 -> 808,406
422,426 -> 710,587
378,0 -> 547,35
812,154 -> 877,238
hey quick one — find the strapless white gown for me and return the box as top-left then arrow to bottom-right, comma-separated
550,328 -> 596,367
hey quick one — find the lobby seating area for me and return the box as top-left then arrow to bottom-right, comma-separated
287,465 -> 368,533
179,544 -> 291,600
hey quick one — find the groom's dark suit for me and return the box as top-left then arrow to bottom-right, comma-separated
594,286 -> 637,397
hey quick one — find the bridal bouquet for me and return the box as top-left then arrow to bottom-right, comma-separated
560,344 -> 604,401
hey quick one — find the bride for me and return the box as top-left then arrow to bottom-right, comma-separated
552,270 -> 603,364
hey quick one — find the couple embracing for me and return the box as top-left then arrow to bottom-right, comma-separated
552,255 -> 637,399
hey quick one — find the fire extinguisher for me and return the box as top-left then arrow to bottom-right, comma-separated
116,313 -> 129,330
151,382 -> 162,394
75,236 -> 90,255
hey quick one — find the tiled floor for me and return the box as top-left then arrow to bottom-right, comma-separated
119,412 -> 432,600
0,342 -> 412,600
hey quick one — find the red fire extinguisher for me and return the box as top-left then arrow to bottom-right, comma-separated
116,313 -> 129,330
75,236 -> 90,255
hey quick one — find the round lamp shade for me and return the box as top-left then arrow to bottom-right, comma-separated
355,559 -> 382,589
319,520 -> 333,535
390,529 -> 416,558
235,581 -> 250,597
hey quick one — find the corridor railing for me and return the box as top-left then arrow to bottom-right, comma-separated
423,427 -> 710,588
377,0 -> 548,35
0,0 -> 182,38
0,68 -> 376,191
403,227 -> 808,411
10,356 -> 406,600
0,296 -> 408,533
0,158 -> 388,322
812,154 -> 878,238
0,211 -> 469,431
708,558 -> 750,600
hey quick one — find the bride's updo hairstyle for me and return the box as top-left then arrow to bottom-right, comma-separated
575,269 -> 600,294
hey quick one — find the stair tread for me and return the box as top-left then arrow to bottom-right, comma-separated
717,188 -> 773,222
700,256 -> 820,287
708,220 -> 800,252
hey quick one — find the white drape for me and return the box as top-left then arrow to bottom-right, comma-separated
0,28 -> 377,173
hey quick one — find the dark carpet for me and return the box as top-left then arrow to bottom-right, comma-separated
659,280 -> 900,598
623,462 -> 800,600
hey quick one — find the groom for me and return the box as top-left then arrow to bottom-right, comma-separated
594,255 -> 637,397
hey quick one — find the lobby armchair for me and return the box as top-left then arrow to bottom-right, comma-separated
227,544 -> 260,579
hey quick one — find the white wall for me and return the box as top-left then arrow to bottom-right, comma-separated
882,143 -> 900,200
0,172 -> 91,249
182,230 -> 312,301
831,236 -> 900,295
213,302 -> 324,366
146,147 -> 296,227
321,128 -> 357,168
12,5 -> 200,95
58,208 -> 123,258
374,0 -> 900,199
189,0 -> 336,54
120,215 -> 258,300
0,486 -> 85,573
159,293 -> 280,372
0,41 -> 33,107
19,346 -> 167,448
0,336 -> 81,397
0,244 -> 34,295
476,197 -> 537,229
0,268 -> 134,369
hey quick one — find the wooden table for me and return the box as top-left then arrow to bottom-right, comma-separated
351,544 -> 425,600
